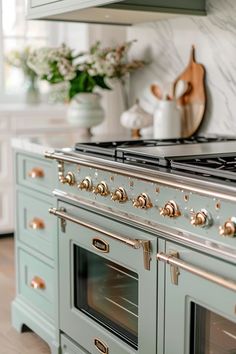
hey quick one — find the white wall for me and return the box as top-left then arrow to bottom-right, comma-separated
127,0 -> 236,136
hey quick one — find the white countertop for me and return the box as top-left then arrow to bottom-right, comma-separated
0,103 -> 67,115
11,133 -> 133,155
11,135 -> 77,155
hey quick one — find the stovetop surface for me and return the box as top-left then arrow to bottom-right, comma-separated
74,135 -> 236,182
75,136 -> 235,158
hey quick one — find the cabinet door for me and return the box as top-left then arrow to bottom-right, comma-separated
162,242 -> 236,354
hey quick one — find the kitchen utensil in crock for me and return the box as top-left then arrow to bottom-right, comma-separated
174,80 -> 190,100
151,84 -> 163,100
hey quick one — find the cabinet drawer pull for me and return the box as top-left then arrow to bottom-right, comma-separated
28,167 -> 44,179
157,252 -> 236,292
49,207 -> 151,271
29,217 -> 45,230
30,276 -> 46,290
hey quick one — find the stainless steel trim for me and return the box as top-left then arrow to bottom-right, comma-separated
49,207 -> 151,270
45,151 -> 236,202
157,252 -> 236,292
52,189 -> 236,264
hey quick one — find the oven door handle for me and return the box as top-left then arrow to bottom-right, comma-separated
157,252 -> 236,292
49,207 -> 151,270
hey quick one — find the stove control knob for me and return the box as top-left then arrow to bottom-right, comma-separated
133,193 -> 152,209
190,209 -> 210,227
111,187 -> 127,203
60,172 -> 75,186
93,181 -> 109,196
219,219 -> 236,237
160,201 -> 180,217
78,177 -> 92,191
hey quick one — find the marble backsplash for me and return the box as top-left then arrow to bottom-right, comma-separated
127,0 -> 236,136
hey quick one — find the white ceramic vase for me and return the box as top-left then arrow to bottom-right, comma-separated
67,93 -> 105,138
153,100 -> 182,139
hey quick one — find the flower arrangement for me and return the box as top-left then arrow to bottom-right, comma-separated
6,47 -> 37,83
27,41 -> 145,101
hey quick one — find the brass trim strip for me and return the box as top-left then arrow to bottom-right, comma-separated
157,252 -> 236,292
49,207 -> 151,270
45,151 -> 236,202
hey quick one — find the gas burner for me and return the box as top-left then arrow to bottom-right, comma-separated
171,155 -> 236,181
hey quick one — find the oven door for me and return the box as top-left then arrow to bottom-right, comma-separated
55,201 -> 157,354
158,242 -> 236,354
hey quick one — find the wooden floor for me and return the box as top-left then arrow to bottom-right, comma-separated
0,237 -> 50,354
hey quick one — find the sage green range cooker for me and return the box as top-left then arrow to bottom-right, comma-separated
12,137 -> 236,354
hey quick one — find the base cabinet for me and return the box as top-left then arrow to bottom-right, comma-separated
12,151 -> 59,354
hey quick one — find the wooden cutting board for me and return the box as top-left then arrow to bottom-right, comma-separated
173,46 -> 206,137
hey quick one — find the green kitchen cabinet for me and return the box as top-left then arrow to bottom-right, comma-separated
27,0 -> 206,25
11,151 -> 60,354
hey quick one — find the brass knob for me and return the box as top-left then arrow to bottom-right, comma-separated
93,181 -> 109,196
30,276 -> 46,290
219,220 -> 236,237
133,193 -> 152,209
29,217 -> 45,230
28,167 -> 44,179
60,172 -> 75,186
78,177 -> 92,191
111,187 -> 127,203
190,209 -> 211,227
191,212 -> 206,226
160,201 -> 180,217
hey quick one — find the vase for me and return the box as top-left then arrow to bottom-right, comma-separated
25,78 -> 40,105
67,93 -> 105,138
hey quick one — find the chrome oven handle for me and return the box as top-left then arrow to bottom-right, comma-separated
49,207 -> 151,271
157,252 -> 236,292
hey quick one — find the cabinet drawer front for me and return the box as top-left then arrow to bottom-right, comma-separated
17,192 -> 54,258
17,153 -> 53,194
61,335 -> 89,354
18,249 -> 54,319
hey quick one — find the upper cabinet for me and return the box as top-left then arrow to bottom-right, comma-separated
27,0 -> 206,26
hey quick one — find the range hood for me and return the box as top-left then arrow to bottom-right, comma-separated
28,0 -> 206,26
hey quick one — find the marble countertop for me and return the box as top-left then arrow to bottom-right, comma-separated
11,135 -> 78,155
0,103 -> 67,115
11,133 -> 133,155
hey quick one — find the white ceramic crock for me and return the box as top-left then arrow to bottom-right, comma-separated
153,100 -> 182,139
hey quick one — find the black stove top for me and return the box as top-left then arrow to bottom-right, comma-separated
75,136 -> 235,158
75,135 -> 236,182
171,156 -> 236,181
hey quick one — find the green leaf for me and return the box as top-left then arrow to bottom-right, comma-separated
93,75 -> 111,90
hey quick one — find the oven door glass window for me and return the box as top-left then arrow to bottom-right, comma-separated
74,245 -> 138,349
191,303 -> 236,354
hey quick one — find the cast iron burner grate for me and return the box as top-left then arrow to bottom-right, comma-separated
75,136 -> 236,158
171,155 -> 236,181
